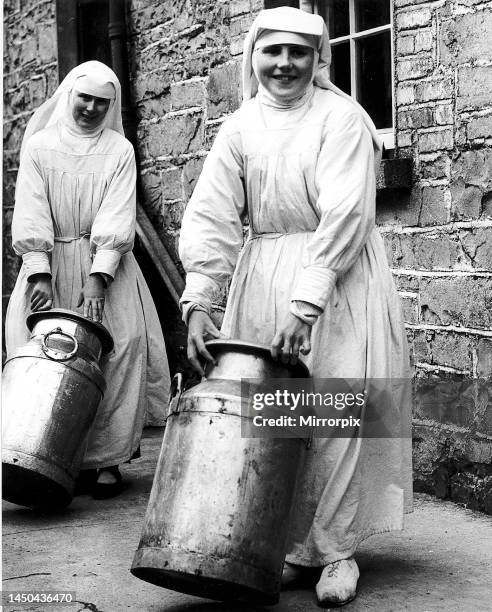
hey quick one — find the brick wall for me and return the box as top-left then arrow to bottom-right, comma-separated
380,0 -> 492,512
3,0 -> 58,323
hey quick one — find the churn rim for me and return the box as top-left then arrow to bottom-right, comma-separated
205,339 -> 310,378
26,308 -> 114,355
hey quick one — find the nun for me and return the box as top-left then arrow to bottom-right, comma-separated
6,61 -> 171,499
179,7 -> 412,606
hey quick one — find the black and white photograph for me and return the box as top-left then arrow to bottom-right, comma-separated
2,0 -> 491,610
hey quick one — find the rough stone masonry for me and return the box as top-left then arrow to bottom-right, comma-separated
2,0 -> 491,512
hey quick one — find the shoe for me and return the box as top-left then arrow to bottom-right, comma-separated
281,562 -> 319,589
315,557 -> 359,607
92,465 -> 123,499
73,469 -> 97,496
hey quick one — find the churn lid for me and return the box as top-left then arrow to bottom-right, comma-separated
26,308 -> 114,355
205,339 -> 310,378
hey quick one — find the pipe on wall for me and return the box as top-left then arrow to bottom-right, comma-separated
108,0 -> 185,306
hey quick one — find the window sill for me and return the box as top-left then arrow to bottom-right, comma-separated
376,158 -> 412,191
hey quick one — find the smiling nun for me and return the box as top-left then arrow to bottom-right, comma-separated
178,6 -> 412,607
6,61 -> 170,499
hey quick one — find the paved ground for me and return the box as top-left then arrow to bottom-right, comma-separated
2,428 -> 491,612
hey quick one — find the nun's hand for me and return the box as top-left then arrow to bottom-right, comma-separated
187,310 -> 224,376
77,274 -> 105,323
271,313 -> 311,366
30,274 -> 53,311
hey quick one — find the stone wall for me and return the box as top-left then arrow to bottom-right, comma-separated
125,0 -> 263,376
3,0 -> 58,320
381,0 -> 492,512
126,0 -> 261,280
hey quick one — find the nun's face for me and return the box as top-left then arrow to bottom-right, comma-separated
72,90 -> 111,129
255,44 -> 314,101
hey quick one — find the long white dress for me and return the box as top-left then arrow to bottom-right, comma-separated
6,121 -> 170,469
179,87 -> 412,565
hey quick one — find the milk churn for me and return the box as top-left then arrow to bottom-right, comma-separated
131,339 -> 309,605
2,308 -> 113,509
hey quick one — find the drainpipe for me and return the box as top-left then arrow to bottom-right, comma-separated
108,0 -> 185,307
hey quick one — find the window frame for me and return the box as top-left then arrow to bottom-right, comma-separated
300,0 -> 395,150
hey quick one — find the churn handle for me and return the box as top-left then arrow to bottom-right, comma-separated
168,373 -> 183,416
41,327 -> 79,361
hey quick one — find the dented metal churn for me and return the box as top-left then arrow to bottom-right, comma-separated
2,308 -> 113,509
131,339 -> 309,605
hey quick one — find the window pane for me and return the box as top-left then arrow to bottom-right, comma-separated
325,0 -> 350,39
355,0 -> 390,32
356,31 -> 392,129
331,41 -> 351,95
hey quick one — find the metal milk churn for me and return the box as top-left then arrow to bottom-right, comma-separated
2,308 -> 113,509
131,339 -> 309,605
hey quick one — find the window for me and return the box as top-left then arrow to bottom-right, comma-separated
264,0 -> 395,149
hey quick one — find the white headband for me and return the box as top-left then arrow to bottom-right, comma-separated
254,30 -> 318,51
73,75 -> 116,100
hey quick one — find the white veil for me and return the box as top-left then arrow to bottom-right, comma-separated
242,7 -> 382,166
20,61 -> 124,157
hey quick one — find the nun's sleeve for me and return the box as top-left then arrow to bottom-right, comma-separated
291,109 -> 376,310
178,119 -> 245,321
11,140 -> 54,280
89,140 -> 136,279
